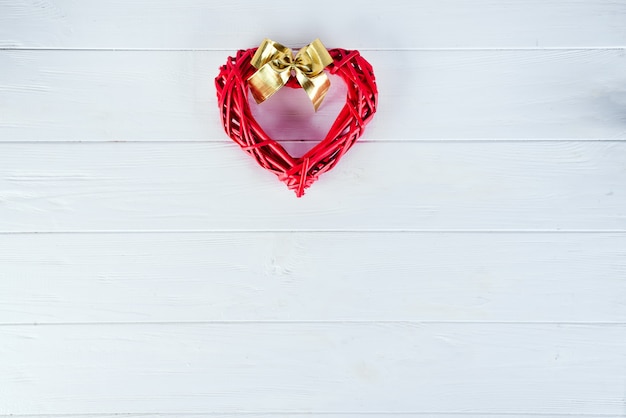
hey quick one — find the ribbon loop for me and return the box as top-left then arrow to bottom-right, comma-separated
247,38 -> 333,111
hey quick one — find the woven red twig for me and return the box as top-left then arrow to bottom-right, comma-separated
215,46 -> 377,197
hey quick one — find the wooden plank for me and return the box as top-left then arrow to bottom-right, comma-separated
0,141 -> 623,231
1,49 -> 626,141
3,415 -> 620,418
1,232 -> 625,324
1,0 -> 625,49
1,323 -> 624,414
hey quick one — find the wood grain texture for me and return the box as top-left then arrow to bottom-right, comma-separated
1,49 -> 626,141
1,323 -> 625,415
2,414 -> 624,418
3,411 -> 624,418
1,0 -> 625,49
1,232 -> 625,324
0,141 -> 623,231
2,1 -> 626,416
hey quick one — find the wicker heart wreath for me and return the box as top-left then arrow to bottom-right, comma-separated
215,39 -> 377,197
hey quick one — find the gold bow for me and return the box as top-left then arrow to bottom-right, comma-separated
247,38 -> 333,111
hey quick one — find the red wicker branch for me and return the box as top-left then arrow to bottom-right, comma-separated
215,46 -> 377,197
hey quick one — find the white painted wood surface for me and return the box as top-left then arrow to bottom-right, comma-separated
1,232 -> 625,323
1,0 -> 625,49
2,50 -> 626,141
2,323 -> 626,414
0,142 -> 624,231
1,1 -> 626,417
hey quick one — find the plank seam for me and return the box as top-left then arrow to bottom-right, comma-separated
0,412 -> 622,417
1,320 -> 626,327
2,47 -> 626,51
1,229 -> 625,235
0,139 -> 625,144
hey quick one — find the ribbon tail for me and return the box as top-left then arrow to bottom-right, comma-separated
296,70 -> 330,112
247,64 -> 290,104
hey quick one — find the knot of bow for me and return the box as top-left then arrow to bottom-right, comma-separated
247,38 -> 333,111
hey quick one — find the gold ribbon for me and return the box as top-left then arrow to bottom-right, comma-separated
247,38 -> 333,111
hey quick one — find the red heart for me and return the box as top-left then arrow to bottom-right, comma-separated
215,47 -> 377,197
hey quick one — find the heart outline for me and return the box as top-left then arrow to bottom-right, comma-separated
216,47 -> 377,197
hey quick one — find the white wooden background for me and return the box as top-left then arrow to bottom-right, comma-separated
1,0 -> 626,416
